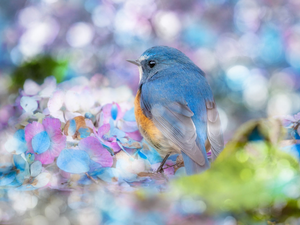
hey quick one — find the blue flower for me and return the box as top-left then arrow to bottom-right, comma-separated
4,129 -> 28,154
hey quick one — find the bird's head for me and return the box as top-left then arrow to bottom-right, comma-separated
127,46 -> 197,85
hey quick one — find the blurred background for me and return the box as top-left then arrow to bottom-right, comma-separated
1,0 -> 300,140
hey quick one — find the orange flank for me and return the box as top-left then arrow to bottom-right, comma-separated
134,90 -> 163,147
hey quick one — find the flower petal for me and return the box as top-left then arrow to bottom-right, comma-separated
101,103 -> 122,124
34,134 -> 66,164
0,163 -> 13,173
117,119 -> 138,132
13,154 -> 28,171
23,79 -> 41,96
78,137 -> 113,167
31,172 -> 51,188
48,110 -> 65,123
48,90 -> 64,113
4,129 -> 28,154
85,113 -> 96,123
39,76 -> 57,98
78,128 -> 91,139
89,160 -> 103,173
64,116 -> 87,138
111,103 -> 118,120
30,161 -> 42,177
49,134 -> 67,157
109,118 -> 126,139
116,159 -> 138,182
65,111 -> 82,121
57,149 -> 90,174
32,131 -> 51,154
93,168 -> 120,183
123,108 -> 136,122
116,154 -> 150,177
25,121 -> 45,143
14,129 -> 27,144
294,112 -> 300,121
140,142 -> 163,164
104,141 -> 121,153
65,90 -> 80,112
85,118 -> 95,130
34,151 -> 54,164
121,139 -> 142,149
0,171 -> 17,186
98,124 -> 110,137
20,96 -> 38,113
126,130 -> 143,142
68,119 -> 77,136
79,88 -> 95,111
43,117 -> 62,137
110,128 -> 126,139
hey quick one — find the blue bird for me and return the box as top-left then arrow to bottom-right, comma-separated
127,46 -> 224,175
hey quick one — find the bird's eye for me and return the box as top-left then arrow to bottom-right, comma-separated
148,60 -> 156,68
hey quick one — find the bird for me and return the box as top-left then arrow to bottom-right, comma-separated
127,46 -> 224,175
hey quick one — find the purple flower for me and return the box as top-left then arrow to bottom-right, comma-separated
281,113 -> 300,127
94,123 -> 121,153
25,118 -> 66,164
78,136 -> 114,167
100,103 -> 123,125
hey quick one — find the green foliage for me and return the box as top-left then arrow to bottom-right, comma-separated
10,56 -> 68,91
173,119 -> 300,223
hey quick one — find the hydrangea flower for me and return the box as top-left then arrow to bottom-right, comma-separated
4,129 -> 28,154
281,112 -> 300,127
22,76 -> 56,98
0,74 -> 187,192
98,103 -> 123,126
281,112 -> 300,140
25,117 -> 66,164
64,116 -> 92,140
78,136 -> 114,167
0,154 -> 30,188
117,107 -> 143,141
57,149 -> 91,174
94,123 -> 121,153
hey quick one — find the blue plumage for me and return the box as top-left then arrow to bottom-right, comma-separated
128,46 -> 224,175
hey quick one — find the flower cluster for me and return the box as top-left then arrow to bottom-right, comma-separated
281,113 -> 300,140
0,76 -> 184,192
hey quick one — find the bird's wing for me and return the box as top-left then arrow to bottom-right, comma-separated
206,100 -> 224,161
140,88 -> 206,166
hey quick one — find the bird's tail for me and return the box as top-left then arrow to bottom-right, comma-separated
182,151 -> 210,175
182,137 -> 210,175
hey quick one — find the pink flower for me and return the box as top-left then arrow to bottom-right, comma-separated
99,103 -> 123,125
25,118 -> 66,164
94,123 -> 121,153
78,137 -> 113,167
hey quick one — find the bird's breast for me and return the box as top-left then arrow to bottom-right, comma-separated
134,90 -> 178,156
134,90 -> 161,142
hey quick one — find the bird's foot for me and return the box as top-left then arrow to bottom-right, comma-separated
156,153 -> 171,173
156,165 -> 164,174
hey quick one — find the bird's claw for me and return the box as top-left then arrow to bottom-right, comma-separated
156,166 -> 164,174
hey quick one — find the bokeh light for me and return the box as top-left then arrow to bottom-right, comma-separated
1,0 -> 300,138
1,0 -> 300,224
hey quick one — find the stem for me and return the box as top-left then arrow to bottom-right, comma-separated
85,173 -> 99,184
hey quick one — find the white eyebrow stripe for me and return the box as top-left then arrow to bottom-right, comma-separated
138,66 -> 143,81
139,55 -> 149,61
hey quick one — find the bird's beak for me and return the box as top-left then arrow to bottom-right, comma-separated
126,59 -> 140,66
